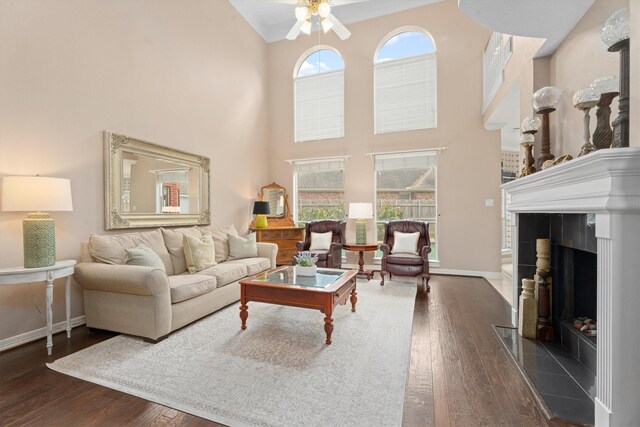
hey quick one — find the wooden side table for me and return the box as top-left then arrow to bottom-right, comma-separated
0,260 -> 77,355
342,243 -> 379,280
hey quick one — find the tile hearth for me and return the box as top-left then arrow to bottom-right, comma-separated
495,327 -> 595,425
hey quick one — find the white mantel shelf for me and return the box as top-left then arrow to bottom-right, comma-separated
503,147 -> 640,427
502,147 -> 640,214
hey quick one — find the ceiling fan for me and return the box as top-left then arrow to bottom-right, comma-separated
284,0 -> 361,41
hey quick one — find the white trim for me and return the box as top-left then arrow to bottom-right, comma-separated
367,147 -> 446,157
286,155 -> 349,165
0,315 -> 86,353
431,268 -> 502,279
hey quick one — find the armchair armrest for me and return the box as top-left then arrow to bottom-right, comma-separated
421,245 -> 432,261
74,262 -> 169,297
329,242 -> 343,252
256,242 -> 278,268
296,241 -> 309,251
380,244 -> 391,258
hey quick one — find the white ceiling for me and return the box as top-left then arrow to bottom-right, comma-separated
458,0 -> 595,57
228,0 -> 443,43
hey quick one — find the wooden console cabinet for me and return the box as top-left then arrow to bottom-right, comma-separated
251,227 -> 304,265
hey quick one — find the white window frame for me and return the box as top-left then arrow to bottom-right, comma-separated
293,46 -> 345,143
372,150 -> 439,263
373,28 -> 437,134
290,156 -> 347,224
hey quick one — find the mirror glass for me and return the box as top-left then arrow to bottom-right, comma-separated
263,188 -> 285,217
105,131 -> 210,229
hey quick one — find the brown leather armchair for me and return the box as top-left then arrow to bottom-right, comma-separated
380,220 -> 431,292
295,220 -> 346,268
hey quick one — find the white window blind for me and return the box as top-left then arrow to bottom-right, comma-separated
374,54 -> 436,134
295,70 -> 344,142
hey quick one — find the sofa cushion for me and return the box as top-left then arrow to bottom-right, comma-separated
89,229 -> 174,275
125,244 -> 166,272
228,233 -> 258,260
168,274 -> 217,303
199,263 -> 247,287
198,225 -> 238,263
226,257 -> 271,276
161,227 -> 202,274
183,233 -> 217,273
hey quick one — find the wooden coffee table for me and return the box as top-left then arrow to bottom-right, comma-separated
239,266 -> 357,345
342,243 -> 379,280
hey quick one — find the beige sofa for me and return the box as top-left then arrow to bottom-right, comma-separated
74,225 -> 277,341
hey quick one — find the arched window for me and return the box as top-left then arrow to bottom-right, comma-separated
374,29 -> 437,134
294,47 -> 344,142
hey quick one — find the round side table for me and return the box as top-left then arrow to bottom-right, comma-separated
342,243 -> 379,280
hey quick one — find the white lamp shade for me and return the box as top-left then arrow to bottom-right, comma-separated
1,176 -> 73,212
349,203 -> 373,219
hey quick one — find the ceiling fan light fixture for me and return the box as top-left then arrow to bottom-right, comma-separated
321,17 -> 333,33
318,2 -> 331,18
301,19 -> 312,35
295,6 -> 308,21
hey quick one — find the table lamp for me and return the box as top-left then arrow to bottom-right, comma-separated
253,201 -> 270,229
349,203 -> 373,245
1,176 -> 73,268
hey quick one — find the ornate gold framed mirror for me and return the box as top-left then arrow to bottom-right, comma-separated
251,182 -> 295,228
104,131 -> 210,230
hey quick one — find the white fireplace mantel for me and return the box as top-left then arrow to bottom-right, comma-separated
503,148 -> 640,427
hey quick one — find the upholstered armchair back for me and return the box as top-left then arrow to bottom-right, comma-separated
300,220 -> 346,250
383,220 -> 430,251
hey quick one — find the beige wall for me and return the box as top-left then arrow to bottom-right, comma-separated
267,0 -> 502,272
0,0 -> 269,342
549,0 -> 631,155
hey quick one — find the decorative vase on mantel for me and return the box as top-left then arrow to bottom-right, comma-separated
573,87 -> 600,157
533,86 -> 561,169
602,8 -> 630,148
591,75 -> 619,149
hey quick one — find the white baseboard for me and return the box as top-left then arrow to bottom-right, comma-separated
0,315 -> 86,353
431,268 -> 503,279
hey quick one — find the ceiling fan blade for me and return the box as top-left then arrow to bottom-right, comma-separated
327,13 -> 351,40
286,19 -> 305,40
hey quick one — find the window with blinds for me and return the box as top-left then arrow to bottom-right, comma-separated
295,71 -> 344,142
292,158 -> 346,225
294,48 -> 344,143
374,151 -> 438,260
374,30 -> 437,134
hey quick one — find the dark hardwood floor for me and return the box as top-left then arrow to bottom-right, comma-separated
0,275 -> 576,426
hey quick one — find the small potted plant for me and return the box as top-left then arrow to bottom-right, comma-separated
294,251 -> 319,276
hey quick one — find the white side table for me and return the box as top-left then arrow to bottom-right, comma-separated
0,260 -> 77,355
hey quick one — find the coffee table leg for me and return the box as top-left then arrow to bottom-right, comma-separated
350,285 -> 358,312
324,315 -> 334,345
240,303 -> 248,330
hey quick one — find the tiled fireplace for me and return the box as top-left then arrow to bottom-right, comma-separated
503,148 -> 640,427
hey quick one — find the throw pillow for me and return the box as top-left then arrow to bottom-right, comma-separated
228,233 -> 258,260
309,231 -> 332,251
183,233 -> 217,273
391,231 -> 420,255
124,244 -> 166,271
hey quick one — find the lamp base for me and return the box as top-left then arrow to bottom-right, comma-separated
355,221 -> 367,245
254,214 -> 268,229
23,213 -> 56,268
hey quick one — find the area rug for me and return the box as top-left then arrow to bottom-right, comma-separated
48,279 -> 417,427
